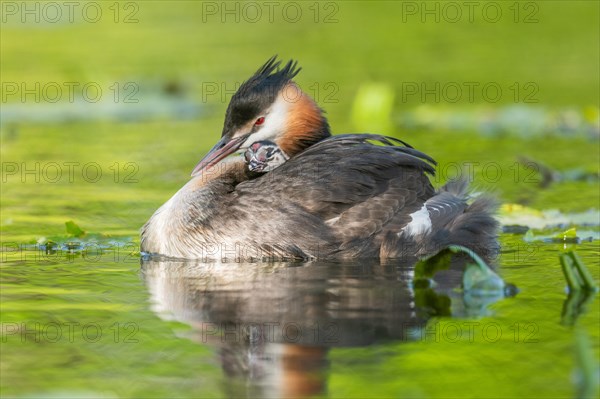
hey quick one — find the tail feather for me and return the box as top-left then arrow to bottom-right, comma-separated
425,190 -> 500,262
444,195 -> 499,257
380,179 -> 500,263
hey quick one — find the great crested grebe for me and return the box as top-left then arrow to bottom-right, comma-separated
141,57 -> 498,261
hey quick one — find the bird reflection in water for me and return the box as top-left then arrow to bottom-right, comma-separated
141,256 -> 489,398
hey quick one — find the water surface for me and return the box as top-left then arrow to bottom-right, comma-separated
1,235 -> 598,398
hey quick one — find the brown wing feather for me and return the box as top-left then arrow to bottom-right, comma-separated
236,134 -> 435,216
233,134 -> 437,257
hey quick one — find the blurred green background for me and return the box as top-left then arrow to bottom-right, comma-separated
1,1 -> 599,398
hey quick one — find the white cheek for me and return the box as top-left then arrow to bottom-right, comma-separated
241,97 -> 288,147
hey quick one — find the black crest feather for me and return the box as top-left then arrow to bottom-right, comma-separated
222,56 -> 301,137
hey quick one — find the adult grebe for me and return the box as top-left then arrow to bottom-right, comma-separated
141,57 -> 498,261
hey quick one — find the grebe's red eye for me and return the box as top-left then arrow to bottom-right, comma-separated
254,117 -> 265,126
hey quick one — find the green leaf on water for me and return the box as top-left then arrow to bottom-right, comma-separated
65,220 -> 86,237
560,251 -> 599,292
447,245 -> 488,270
447,245 -> 506,294
415,245 -> 507,295
463,262 -> 506,293
560,253 -> 583,291
414,249 -> 453,280
570,252 -> 598,292
554,227 -> 577,241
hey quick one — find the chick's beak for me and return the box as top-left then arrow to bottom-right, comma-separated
191,134 -> 251,176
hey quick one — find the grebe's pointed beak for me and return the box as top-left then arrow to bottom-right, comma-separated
190,134 -> 251,176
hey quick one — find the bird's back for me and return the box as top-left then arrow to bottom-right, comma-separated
227,135 -> 436,258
